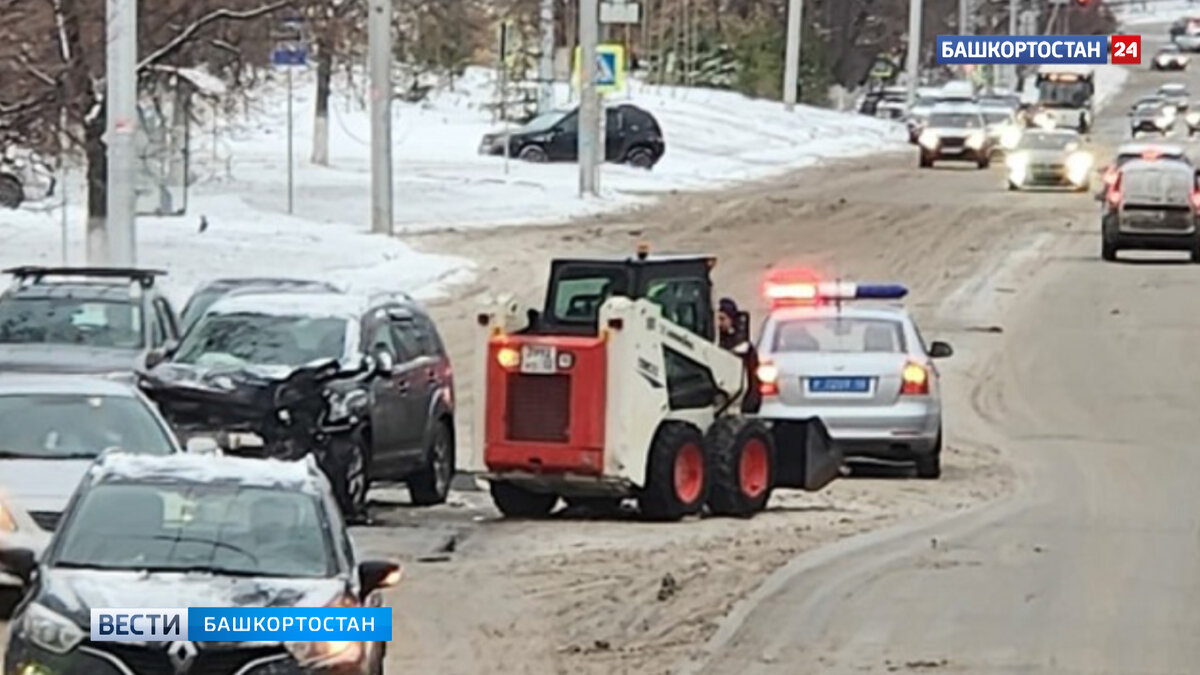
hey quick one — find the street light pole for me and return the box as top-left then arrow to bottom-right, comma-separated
906,0 -> 923,107
368,0 -> 394,235
538,0 -> 555,112
104,0 -> 138,266
578,0 -> 600,196
783,0 -> 802,111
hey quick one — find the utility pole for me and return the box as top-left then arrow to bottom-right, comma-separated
783,0 -> 802,111
104,0 -> 138,266
368,0 -> 394,235
959,0 -> 971,35
578,0 -> 600,196
538,0 -> 555,112
1008,0 -> 1020,89
905,0 -> 923,107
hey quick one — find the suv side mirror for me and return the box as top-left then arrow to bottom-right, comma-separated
0,545 -> 36,585
929,341 -> 954,359
144,339 -> 179,370
358,560 -> 402,599
373,350 -> 395,375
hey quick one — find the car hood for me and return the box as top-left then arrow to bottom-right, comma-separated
148,362 -> 296,388
39,568 -> 347,627
0,344 -> 139,374
925,126 -> 979,136
1014,149 -> 1069,163
0,458 -> 93,513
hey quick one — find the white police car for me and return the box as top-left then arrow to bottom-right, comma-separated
752,274 -> 954,478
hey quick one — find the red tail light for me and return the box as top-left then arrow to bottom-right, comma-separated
1103,166 -> 1118,185
1107,171 -> 1123,207
900,362 -> 930,395
1190,190 -> 1200,211
756,362 -> 779,397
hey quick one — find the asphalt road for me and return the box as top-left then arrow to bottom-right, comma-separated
694,26 -> 1200,675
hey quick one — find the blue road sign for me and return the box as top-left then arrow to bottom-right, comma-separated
272,45 -> 308,67
597,51 -> 617,86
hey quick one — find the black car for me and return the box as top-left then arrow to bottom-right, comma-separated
137,290 -> 456,519
179,277 -> 342,334
479,103 -> 665,169
0,452 -> 403,674
0,267 -> 181,378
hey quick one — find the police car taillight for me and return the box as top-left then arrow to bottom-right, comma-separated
900,362 -> 930,395
1190,189 -> 1200,212
756,361 -> 779,396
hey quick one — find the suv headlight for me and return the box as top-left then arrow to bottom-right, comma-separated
286,639 -> 363,667
918,129 -> 939,149
19,603 -> 85,655
1000,125 -> 1022,149
1187,111 -> 1200,126
326,389 -> 369,423
1066,151 -> 1093,184
965,131 -> 985,149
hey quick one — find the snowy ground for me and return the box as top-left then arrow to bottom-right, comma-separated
0,67 -> 905,303
1112,0 -> 1198,25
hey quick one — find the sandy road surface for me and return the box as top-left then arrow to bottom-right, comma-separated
374,103 -> 1118,673
0,39 -> 1165,675
689,26 -> 1200,675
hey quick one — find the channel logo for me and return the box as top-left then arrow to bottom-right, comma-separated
90,607 -> 392,642
936,34 -> 1141,65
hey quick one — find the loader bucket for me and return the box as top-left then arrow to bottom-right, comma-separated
771,418 -> 843,491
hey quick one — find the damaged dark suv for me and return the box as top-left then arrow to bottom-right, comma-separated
137,290 -> 456,520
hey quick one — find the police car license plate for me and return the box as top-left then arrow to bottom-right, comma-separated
520,345 -> 557,374
808,377 -> 871,393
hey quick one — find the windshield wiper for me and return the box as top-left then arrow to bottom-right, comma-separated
135,564 -> 268,578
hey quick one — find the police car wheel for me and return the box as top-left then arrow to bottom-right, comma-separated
1191,240 -> 1200,263
1102,239 -> 1118,262
914,432 -> 942,480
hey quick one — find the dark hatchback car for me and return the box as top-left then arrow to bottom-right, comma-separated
139,290 -> 457,518
0,267 -> 181,378
0,452 -> 402,675
179,277 -> 342,335
479,103 -> 665,169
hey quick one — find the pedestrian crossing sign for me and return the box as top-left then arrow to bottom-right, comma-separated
573,44 -> 626,94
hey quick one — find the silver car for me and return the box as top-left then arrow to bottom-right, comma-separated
917,103 -> 993,169
1005,128 -> 1094,192
754,301 -> 954,478
0,374 -> 186,589
1101,157 -> 1200,262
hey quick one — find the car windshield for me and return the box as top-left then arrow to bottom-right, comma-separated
1161,87 -> 1188,96
913,97 -> 938,108
53,483 -> 334,578
173,312 -> 348,368
179,290 -> 226,332
0,394 -> 175,459
1038,80 -> 1090,107
0,297 -> 143,349
772,318 -> 906,353
982,111 -> 1011,124
522,110 -> 570,133
1018,133 -> 1077,150
928,113 -> 982,128
1136,102 -> 1163,113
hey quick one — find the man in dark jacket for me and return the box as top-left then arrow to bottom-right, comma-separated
717,298 -> 762,413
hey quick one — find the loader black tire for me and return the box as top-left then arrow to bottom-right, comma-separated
705,417 -> 776,517
490,481 -> 557,518
638,422 -> 707,521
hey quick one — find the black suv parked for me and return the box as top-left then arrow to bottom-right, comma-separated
137,289 -> 456,520
0,267 -> 181,378
0,451 -> 402,674
479,103 -> 666,168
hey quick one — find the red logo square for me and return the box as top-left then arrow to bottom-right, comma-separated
1111,35 -> 1141,64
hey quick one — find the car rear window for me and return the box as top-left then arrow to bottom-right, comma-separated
1122,166 -> 1195,200
772,318 -> 907,354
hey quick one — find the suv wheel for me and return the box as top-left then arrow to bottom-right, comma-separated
517,145 -> 549,163
0,173 -> 22,209
625,146 -> 656,169
329,432 -> 370,523
408,420 -> 454,506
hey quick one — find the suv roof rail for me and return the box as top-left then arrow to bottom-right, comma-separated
5,266 -> 166,289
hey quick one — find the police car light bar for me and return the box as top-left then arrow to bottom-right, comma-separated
764,280 -> 909,303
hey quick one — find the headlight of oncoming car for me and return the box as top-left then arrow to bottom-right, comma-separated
326,389 -> 370,423
1007,151 -> 1029,183
1187,111 -> 1200,126
1066,151 -> 1093,184
1000,125 -> 1022,150
19,603 -> 85,655
286,640 -> 363,668
918,129 -> 939,149
965,131 -> 985,149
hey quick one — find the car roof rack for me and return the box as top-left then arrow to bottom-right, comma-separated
4,266 -> 166,289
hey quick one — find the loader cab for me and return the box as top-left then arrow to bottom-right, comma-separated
534,253 -> 717,341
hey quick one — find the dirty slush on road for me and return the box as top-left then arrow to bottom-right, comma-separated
356,152 -> 1093,675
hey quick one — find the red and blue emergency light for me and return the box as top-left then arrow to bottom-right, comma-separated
763,271 -> 908,306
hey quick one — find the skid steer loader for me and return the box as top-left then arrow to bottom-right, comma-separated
467,247 -> 843,521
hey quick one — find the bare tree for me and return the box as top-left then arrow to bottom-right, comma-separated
0,0 -> 293,241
